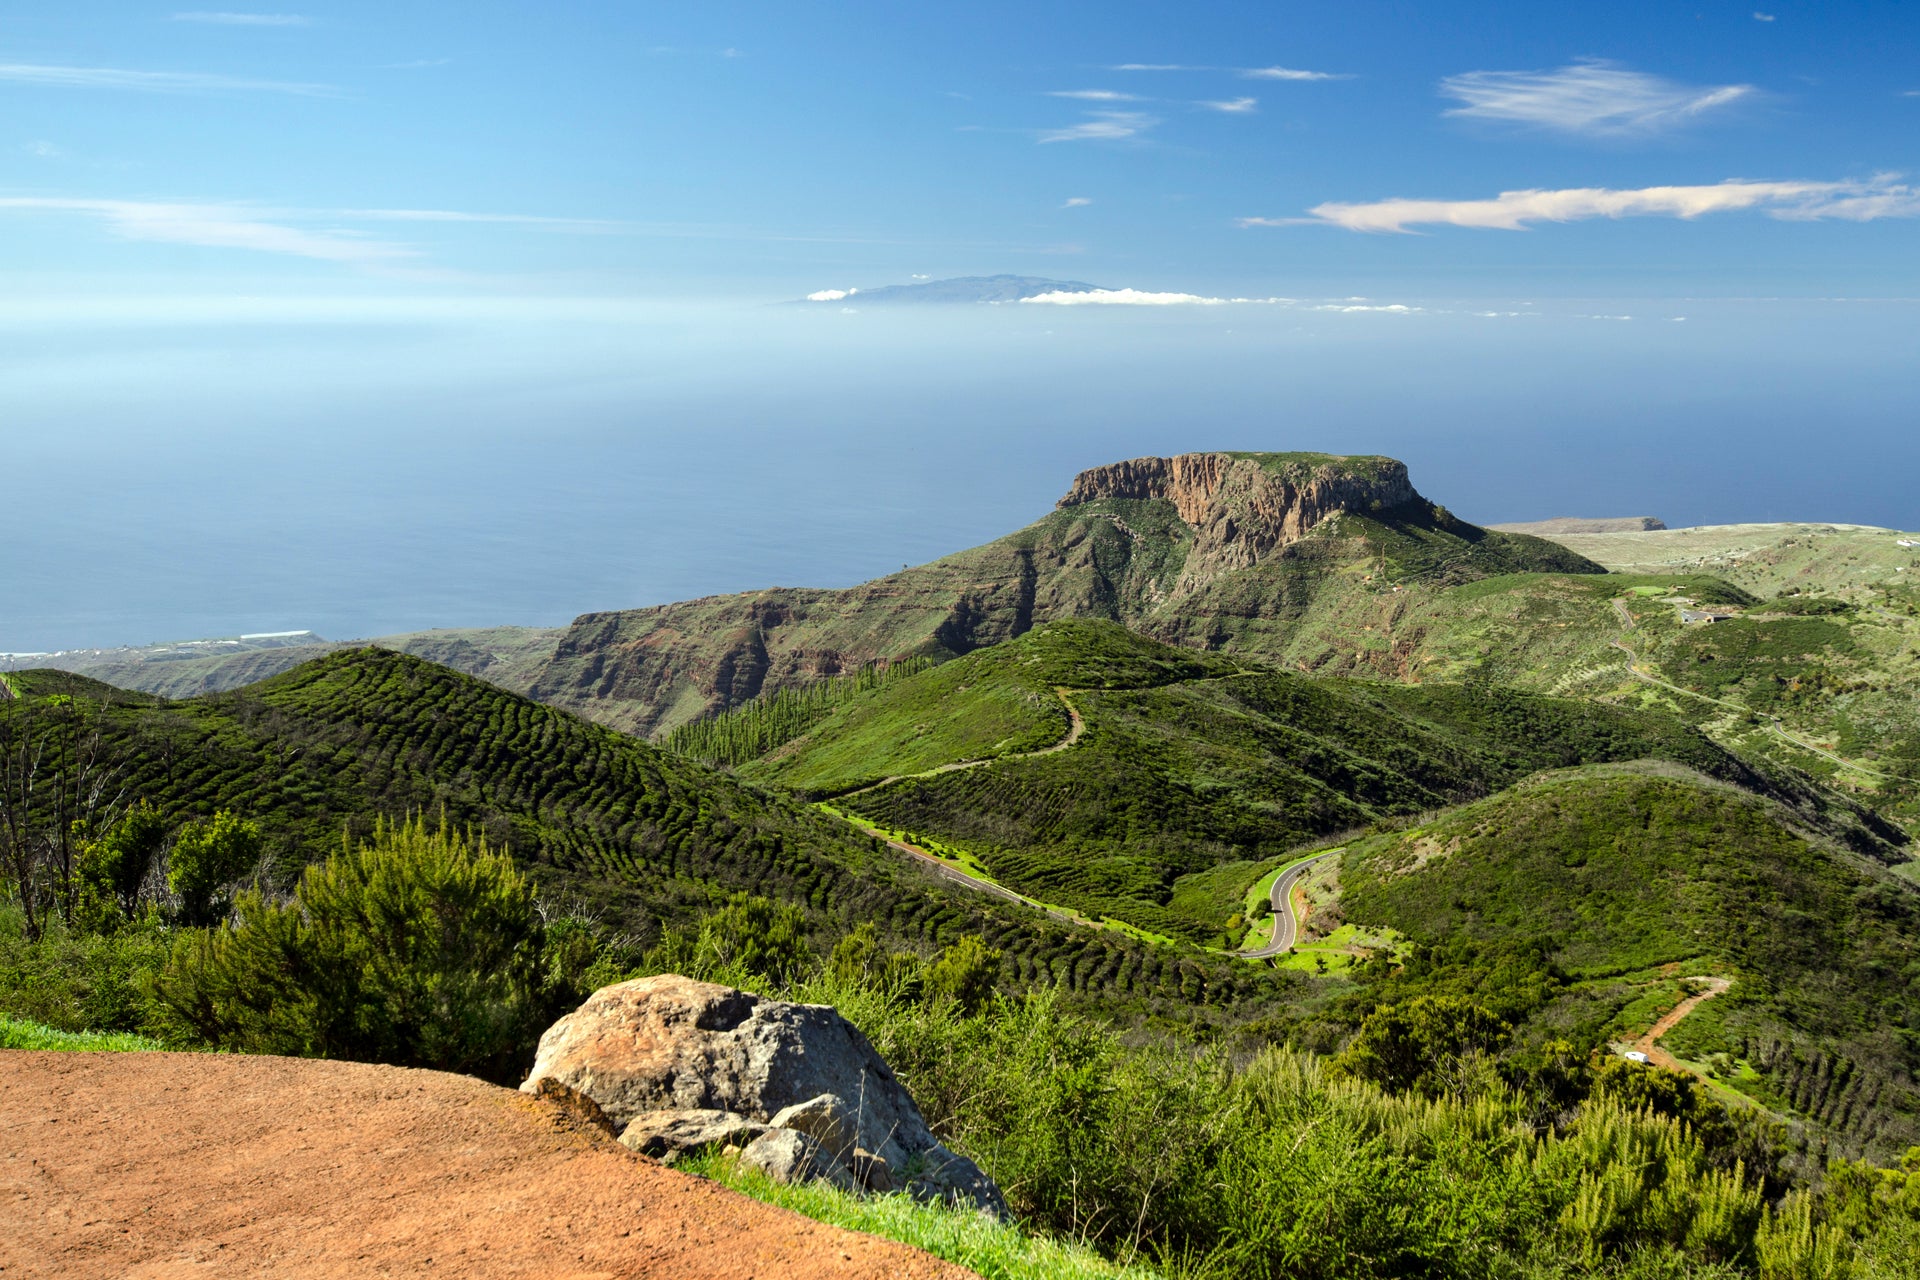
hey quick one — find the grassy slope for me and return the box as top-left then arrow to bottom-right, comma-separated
0,1014 -> 163,1051
746,620 -> 1239,795
0,650 -> 1289,1026
728,621 -> 1899,947
1339,762 -> 1920,1158
1506,524 -> 1920,823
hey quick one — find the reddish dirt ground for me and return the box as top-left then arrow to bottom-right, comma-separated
1,1051 -> 978,1280
1631,977 -> 1733,1071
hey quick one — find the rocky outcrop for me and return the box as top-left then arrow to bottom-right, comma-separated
522,974 -> 1007,1217
1059,452 -> 1417,596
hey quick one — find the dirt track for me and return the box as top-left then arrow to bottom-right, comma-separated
1,1051 -> 976,1280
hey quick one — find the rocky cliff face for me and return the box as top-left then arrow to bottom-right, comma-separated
1059,452 -> 1416,597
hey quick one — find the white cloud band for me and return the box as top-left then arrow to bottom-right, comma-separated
1246,176 -> 1920,233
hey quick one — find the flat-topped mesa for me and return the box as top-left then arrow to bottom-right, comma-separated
1059,451 -> 1417,562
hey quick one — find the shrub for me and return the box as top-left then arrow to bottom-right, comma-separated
924,934 -> 1002,1014
167,810 -> 262,927
76,801 -> 169,929
150,817 -> 542,1080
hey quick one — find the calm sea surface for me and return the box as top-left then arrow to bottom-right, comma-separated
5,299 -> 1915,653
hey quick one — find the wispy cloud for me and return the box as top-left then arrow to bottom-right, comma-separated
1241,66 -> 1344,81
0,197 -> 414,265
1062,197 -> 1092,208
1047,89 -> 1142,101
343,208 -> 620,230
1243,175 -> 1920,233
1199,96 -> 1257,113
1038,111 -> 1157,143
0,61 -> 334,94
170,11 -> 310,25
1753,11 -> 1776,21
0,198 -> 632,274
1440,60 -> 1753,136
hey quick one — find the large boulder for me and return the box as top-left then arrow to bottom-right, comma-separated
522,974 -> 1006,1216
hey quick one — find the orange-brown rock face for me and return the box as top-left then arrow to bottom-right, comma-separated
1058,452 -> 1416,592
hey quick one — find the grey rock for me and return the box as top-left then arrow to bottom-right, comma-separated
849,1147 -> 896,1194
522,974 -> 1006,1216
906,1143 -> 1009,1218
740,1128 -> 861,1193
617,1108 -> 768,1160
768,1093 -> 855,1157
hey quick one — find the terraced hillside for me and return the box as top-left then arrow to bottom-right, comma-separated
0,653 -> 1285,1024
526,451 -> 1598,737
1338,762 -> 1920,1161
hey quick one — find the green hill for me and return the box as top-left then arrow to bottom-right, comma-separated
28,625 -> 564,702
720,621 -> 1902,946
1337,763 -> 1920,1160
0,649 -> 1285,1023
526,451 -> 1600,737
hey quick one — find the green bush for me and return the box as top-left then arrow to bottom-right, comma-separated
75,801 -> 169,929
924,934 -> 1002,1014
759,971 -> 1874,1280
149,817 -> 543,1079
0,901 -> 169,1034
167,810 -> 262,927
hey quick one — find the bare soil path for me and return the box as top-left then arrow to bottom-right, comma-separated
1630,977 -> 1733,1072
1,1051 -> 975,1280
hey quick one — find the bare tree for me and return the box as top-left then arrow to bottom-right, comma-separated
0,705 -> 48,940
0,690 -> 126,940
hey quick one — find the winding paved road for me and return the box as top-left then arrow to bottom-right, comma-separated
1240,849 -> 1343,958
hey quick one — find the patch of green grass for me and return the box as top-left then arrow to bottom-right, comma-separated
0,1014 -> 163,1052
680,1150 -> 1161,1280
748,621 -> 1239,796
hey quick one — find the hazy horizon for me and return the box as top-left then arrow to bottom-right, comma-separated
7,293 -> 1916,653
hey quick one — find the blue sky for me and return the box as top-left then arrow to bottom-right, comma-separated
5,1 -> 1918,297
3,3 -> 1918,651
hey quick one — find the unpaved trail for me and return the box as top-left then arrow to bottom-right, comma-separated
1631,977 -> 1732,1071
836,687 -> 1085,800
0,1051 -> 975,1280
